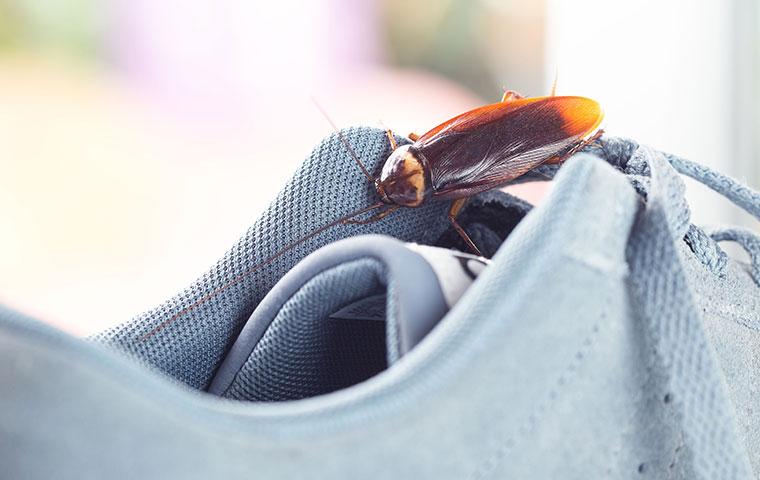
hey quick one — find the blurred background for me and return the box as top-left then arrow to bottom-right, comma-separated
0,0 -> 758,334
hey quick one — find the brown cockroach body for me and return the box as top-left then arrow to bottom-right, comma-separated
341,89 -> 604,255
142,89 -> 603,338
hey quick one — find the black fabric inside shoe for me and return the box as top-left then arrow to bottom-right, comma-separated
436,190 -> 533,258
221,259 -> 388,402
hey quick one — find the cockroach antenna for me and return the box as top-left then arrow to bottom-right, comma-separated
377,119 -> 398,150
550,68 -> 559,96
138,198 -> 386,341
310,96 -> 376,183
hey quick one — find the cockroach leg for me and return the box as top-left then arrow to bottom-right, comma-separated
574,128 -> 605,153
408,132 -> 420,142
500,89 -> 524,103
448,198 -> 483,257
342,205 -> 400,225
385,129 -> 398,150
587,129 -> 605,148
545,129 -> 605,165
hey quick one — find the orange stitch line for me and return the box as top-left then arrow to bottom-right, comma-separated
137,201 -> 387,341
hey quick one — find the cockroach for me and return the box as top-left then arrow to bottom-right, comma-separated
318,88 -> 604,256
140,88 -> 603,339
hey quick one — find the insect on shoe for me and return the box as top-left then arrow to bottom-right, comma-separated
1,127 -> 759,479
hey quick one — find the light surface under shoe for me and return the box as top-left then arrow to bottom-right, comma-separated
1,127 -> 759,479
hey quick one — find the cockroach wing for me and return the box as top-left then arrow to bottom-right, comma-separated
414,96 -> 603,199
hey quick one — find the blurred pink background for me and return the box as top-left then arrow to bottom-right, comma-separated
0,0 -> 757,334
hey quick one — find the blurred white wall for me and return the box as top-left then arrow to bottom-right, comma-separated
0,0 -> 484,334
547,0 -> 759,229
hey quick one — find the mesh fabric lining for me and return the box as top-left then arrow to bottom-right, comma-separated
223,259 -> 388,401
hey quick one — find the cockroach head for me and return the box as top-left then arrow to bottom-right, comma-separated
377,144 -> 427,207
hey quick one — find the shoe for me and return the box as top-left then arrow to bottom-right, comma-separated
1,127 -> 758,479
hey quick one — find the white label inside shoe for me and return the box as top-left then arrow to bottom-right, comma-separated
329,293 -> 387,322
405,244 -> 491,307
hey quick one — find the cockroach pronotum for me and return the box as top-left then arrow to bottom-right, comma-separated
140,88 -> 603,339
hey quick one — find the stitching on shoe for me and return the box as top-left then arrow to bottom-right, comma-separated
467,316 -> 604,480
563,251 -> 630,277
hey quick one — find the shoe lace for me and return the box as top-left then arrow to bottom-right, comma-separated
594,139 -> 758,479
600,137 -> 760,285
521,137 -> 760,285
520,137 -> 759,479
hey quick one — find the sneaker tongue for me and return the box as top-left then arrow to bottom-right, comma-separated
208,236 -> 489,401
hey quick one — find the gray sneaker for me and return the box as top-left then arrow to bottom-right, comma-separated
0,127 -> 758,479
